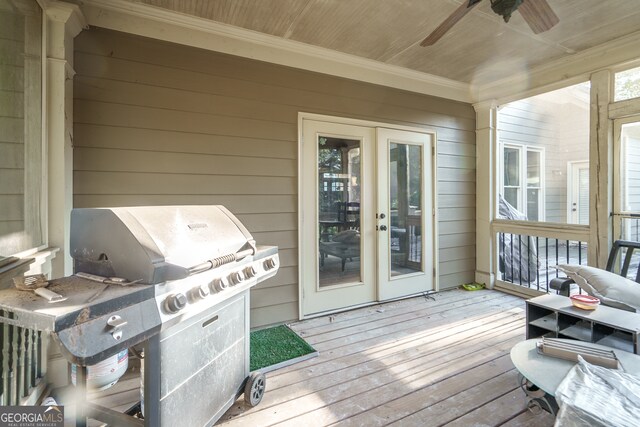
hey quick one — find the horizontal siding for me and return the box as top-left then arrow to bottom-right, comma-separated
73,28 -> 476,327
498,95 -> 589,224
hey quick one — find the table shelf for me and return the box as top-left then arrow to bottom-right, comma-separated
529,314 -> 557,332
526,294 -> 640,354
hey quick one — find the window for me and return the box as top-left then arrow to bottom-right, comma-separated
501,144 -> 544,221
614,66 -> 640,102
0,0 -> 44,256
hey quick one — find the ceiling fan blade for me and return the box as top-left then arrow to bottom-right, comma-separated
420,0 -> 481,47
518,0 -> 559,34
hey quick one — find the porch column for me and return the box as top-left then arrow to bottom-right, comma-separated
46,2 -> 86,277
473,100 -> 498,288
589,70 -> 613,268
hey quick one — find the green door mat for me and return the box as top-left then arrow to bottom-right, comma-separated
250,325 -> 318,373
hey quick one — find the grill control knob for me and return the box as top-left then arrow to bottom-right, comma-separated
192,284 -> 210,300
211,278 -> 228,293
165,293 -> 187,314
229,271 -> 245,285
264,258 -> 277,270
244,265 -> 258,278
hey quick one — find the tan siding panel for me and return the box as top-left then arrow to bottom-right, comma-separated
73,194 -> 297,214
0,117 -> 24,143
438,141 -> 475,157
73,147 -> 296,176
438,181 -> 475,195
254,267 -> 297,289
74,33 -> 475,119
74,99 -> 296,142
250,302 -> 298,328
73,171 -> 296,195
234,213 -> 297,233
440,233 -> 476,249
439,245 -> 476,262
0,195 -> 23,219
439,207 -> 475,221
73,29 -> 476,327
439,271 -> 476,289
74,76 -> 301,125
439,195 -> 476,208
0,91 -> 23,117
0,220 -> 23,236
0,170 -> 24,194
438,154 -> 475,170
250,231 -> 297,250
0,143 -> 23,168
0,65 -> 23,92
250,284 -> 298,310
74,124 -> 295,159
439,220 -> 475,235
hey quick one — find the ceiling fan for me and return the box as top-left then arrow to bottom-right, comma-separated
421,0 -> 559,46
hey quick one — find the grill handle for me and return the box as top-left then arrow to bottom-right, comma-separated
188,248 -> 255,276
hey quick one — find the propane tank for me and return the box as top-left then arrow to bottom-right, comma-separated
71,349 -> 128,390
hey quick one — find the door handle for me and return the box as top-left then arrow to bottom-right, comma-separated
379,225 -> 387,231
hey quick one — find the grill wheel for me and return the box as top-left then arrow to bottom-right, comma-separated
244,371 -> 266,407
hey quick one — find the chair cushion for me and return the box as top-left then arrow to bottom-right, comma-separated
556,264 -> 640,312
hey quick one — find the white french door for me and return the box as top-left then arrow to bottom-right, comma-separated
568,161 -> 589,225
300,119 -> 436,317
376,128 -> 435,301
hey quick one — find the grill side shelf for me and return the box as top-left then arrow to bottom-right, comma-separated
0,276 -> 154,332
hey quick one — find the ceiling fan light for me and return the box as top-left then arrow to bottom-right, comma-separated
490,0 -> 525,23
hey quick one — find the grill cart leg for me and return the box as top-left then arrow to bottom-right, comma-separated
244,372 -> 266,407
75,365 -> 88,427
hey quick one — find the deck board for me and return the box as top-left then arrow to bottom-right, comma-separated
89,289 -> 555,426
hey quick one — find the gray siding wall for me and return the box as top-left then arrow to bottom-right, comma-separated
498,97 -> 589,224
72,28 -> 476,327
0,9 -> 26,252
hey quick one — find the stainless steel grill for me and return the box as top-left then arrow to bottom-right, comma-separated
0,205 -> 279,427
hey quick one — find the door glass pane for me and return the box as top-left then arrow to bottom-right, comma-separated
389,143 -> 423,277
318,136 -> 361,287
622,122 -> 640,212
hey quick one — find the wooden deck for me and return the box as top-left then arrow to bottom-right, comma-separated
88,289 -> 555,426
218,289 -> 554,426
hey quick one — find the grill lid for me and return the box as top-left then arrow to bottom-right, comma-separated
71,206 -> 255,284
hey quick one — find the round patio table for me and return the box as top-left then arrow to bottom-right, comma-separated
510,338 -> 640,413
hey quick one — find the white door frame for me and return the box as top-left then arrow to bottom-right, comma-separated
567,160 -> 589,224
297,113 -> 439,319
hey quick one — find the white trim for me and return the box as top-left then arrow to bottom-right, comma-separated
567,160 -> 589,225
492,219 -> 590,242
78,0 -> 471,103
297,112 -> 439,320
499,143 -> 545,222
475,30 -> 640,103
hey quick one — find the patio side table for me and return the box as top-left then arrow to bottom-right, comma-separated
510,339 -> 640,414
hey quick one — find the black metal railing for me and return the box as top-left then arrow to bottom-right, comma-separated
1,311 -> 45,405
498,232 -> 588,293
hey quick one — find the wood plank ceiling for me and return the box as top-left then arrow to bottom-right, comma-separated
134,0 -> 640,85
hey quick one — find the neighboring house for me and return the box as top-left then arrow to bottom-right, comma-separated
2,0 -> 640,402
